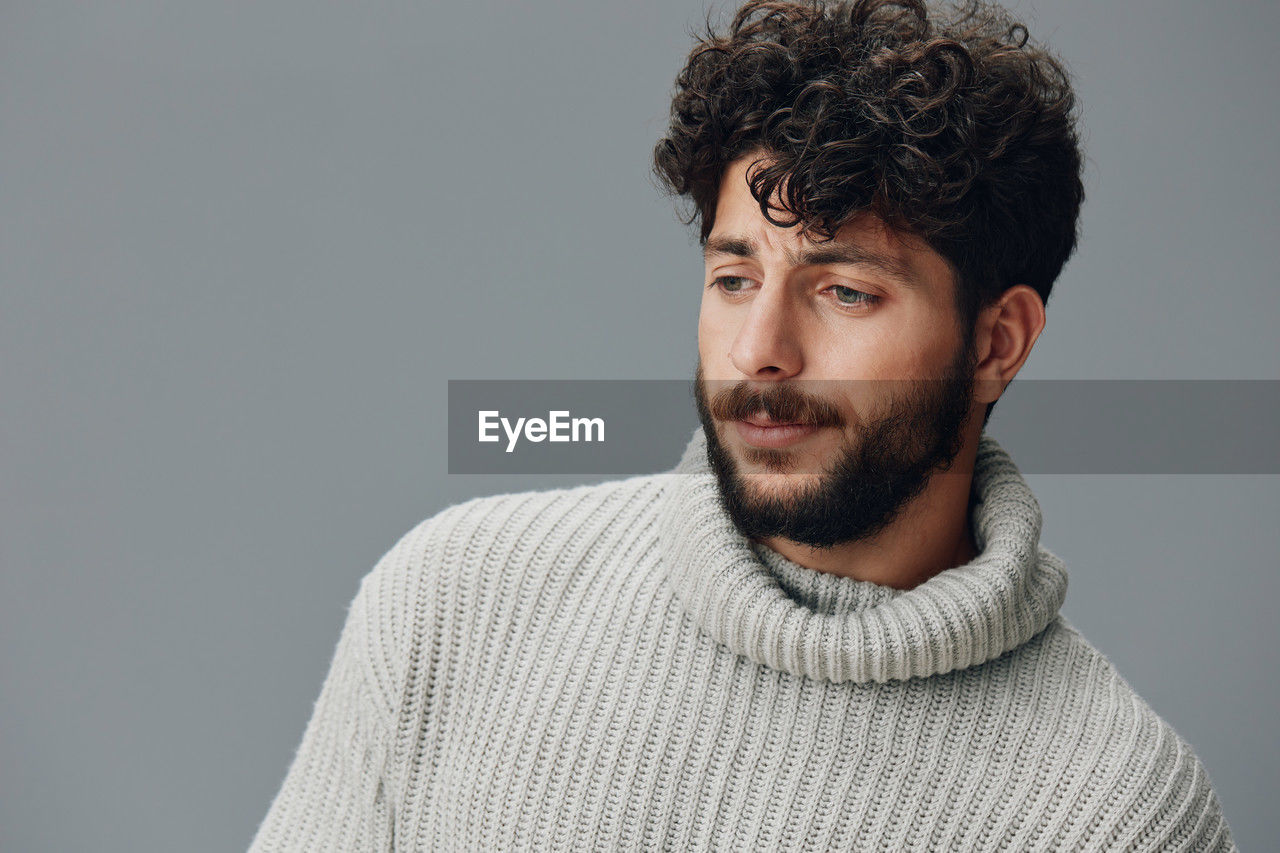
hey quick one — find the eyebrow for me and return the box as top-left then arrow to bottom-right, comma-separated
702,234 -> 921,288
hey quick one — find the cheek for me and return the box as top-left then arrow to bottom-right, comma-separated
906,315 -> 964,375
825,305 -> 957,378
697,300 -> 734,371
807,319 -> 949,416
809,327 -> 895,378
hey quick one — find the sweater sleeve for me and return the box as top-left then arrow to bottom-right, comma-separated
1119,747 -> 1236,852
248,570 -> 396,852
1100,716 -> 1238,853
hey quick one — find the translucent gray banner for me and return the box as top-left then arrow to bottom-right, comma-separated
447,379 -> 1280,475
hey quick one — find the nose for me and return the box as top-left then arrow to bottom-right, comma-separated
727,285 -> 803,380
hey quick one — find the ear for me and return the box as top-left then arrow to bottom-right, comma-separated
972,285 -> 1045,407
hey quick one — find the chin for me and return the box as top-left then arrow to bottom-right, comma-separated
733,460 -> 828,496
732,437 -> 834,476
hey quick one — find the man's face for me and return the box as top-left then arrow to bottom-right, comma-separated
694,153 -> 980,548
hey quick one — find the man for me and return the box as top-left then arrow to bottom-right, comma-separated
251,0 -> 1235,849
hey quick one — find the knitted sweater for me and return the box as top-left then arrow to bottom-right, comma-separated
250,428 -> 1235,851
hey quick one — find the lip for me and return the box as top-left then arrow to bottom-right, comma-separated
732,417 -> 821,449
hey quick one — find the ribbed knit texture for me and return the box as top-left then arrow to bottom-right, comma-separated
250,429 -> 1235,851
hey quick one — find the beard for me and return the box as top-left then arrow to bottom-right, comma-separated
693,334 -> 978,549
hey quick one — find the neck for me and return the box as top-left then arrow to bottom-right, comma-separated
759,427 -> 982,590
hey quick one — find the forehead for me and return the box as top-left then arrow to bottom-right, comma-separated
708,154 -> 952,288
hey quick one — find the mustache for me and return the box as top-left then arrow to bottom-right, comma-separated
707,381 -> 846,428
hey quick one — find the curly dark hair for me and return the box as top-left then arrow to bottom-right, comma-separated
653,0 -> 1085,421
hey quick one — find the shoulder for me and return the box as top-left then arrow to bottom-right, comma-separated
348,473 -> 670,708
1010,618 -> 1236,850
373,471 -> 670,587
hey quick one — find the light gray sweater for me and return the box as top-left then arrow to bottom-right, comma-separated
250,429 -> 1235,851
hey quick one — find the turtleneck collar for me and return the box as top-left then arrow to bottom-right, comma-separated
656,426 -> 1068,684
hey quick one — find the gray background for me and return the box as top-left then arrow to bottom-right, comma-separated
2,1 -> 1275,850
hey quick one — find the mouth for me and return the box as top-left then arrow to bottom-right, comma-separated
731,413 -> 822,449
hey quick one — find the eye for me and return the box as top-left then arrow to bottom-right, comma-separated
710,275 -> 753,294
827,284 -> 880,308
